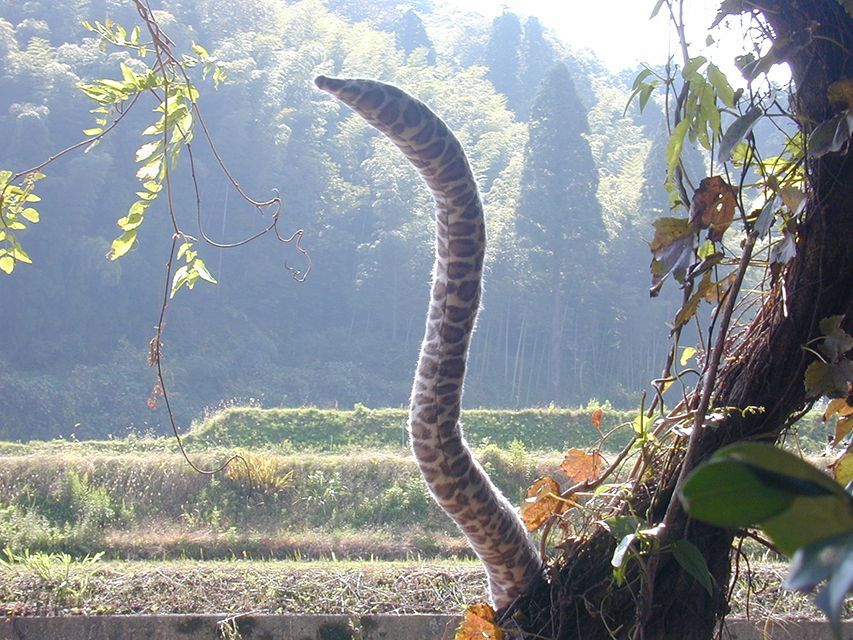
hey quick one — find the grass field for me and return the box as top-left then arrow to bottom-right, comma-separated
0,406 -> 835,621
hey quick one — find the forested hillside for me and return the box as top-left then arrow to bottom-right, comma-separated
0,0 -> 685,440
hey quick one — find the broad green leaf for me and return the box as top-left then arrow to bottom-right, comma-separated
136,157 -> 163,181
135,141 -> 162,163
638,83 -> 656,113
718,106 -> 762,163
0,255 -> 14,274
632,414 -> 651,437
707,63 -> 736,108
755,194 -> 777,238
696,83 -> 720,141
20,208 -> 39,223
762,494 -> 853,555
109,229 -> 137,260
83,128 -> 103,136
682,56 -> 708,80
680,459 -> 793,527
10,246 -> 32,264
718,443 -> 849,499
818,315 -> 853,361
170,264 -> 191,298
805,360 -> 853,399
666,118 -> 691,180
603,515 -> 644,540
671,539 -> 714,595
192,258 -> 217,284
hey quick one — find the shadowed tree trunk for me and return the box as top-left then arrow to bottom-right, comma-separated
517,2 -> 853,637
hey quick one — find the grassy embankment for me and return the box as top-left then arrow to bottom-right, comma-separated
0,406 -> 631,560
0,405 -> 831,617
0,405 -> 829,560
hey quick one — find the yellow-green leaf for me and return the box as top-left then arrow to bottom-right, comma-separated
109,230 -> 137,260
20,207 -> 40,223
0,255 -> 14,274
666,118 -> 691,180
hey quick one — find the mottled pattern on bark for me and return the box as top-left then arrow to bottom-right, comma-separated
315,75 -> 541,608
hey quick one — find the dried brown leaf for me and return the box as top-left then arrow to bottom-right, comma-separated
560,448 -> 605,484
520,476 -> 566,532
689,176 -> 737,241
591,408 -> 604,431
454,602 -> 503,640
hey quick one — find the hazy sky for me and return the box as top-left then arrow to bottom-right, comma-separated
441,0 -> 745,73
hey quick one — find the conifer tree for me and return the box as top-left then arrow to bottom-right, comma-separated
517,62 -> 603,401
484,11 -> 522,113
392,9 -> 435,64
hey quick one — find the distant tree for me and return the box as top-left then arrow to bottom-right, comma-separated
392,9 -> 435,65
484,10 -> 522,112
517,62 -> 603,402
517,16 -> 554,120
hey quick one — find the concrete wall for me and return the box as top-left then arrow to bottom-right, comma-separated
0,614 -> 849,639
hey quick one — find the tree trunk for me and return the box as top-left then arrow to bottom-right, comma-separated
517,2 -> 853,637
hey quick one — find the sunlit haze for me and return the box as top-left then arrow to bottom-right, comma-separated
441,0 -> 755,77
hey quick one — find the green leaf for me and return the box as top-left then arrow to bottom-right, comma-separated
719,443 -> 849,499
10,245 -> 32,264
805,360 -> 853,399
649,0 -> 666,19
666,118 -> 691,180
680,347 -> 698,366
135,141 -> 162,163
603,515 -> 644,540
136,157 -> 163,181
0,255 -> 14,274
679,459 -> 793,527
718,106 -> 762,163
82,127 -> 103,136
192,258 -> 217,284
20,208 -> 40,223
682,56 -> 708,80
807,110 -> 852,158
109,229 -> 137,260
632,414 -> 651,437
170,264 -> 191,298
191,43 -> 209,58
671,539 -> 714,595
707,63 -> 736,108
762,494 -> 853,556
755,194 -> 777,238
818,315 -> 853,361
